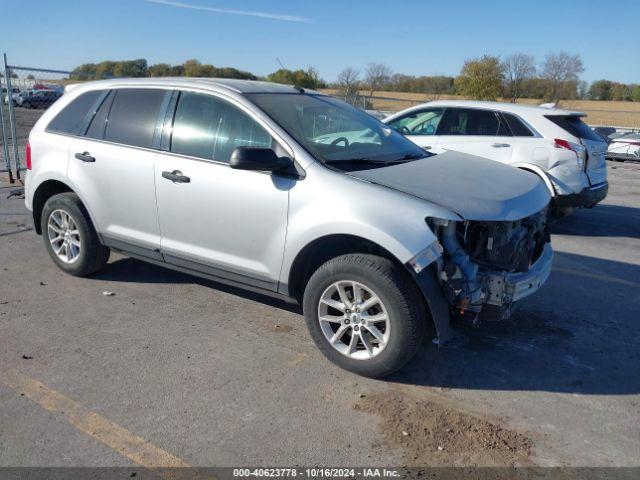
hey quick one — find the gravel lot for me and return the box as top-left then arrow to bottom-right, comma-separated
0,107 -> 639,468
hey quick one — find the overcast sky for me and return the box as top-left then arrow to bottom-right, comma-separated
3,0 -> 638,84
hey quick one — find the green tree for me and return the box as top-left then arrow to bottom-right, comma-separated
266,67 -> 324,89
149,63 -> 172,77
113,59 -> 148,78
610,82 -> 631,101
630,85 -> 640,102
454,55 -> 504,100
589,79 -> 613,100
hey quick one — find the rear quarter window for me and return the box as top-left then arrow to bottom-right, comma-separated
545,115 -> 601,142
502,113 -> 535,137
47,90 -> 104,135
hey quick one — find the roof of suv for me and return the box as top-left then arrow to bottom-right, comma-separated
417,99 -> 585,117
65,77 -> 322,95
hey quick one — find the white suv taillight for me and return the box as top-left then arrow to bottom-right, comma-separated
26,141 -> 32,170
554,138 -> 586,169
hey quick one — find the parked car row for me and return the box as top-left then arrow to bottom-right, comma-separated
590,126 -> 640,162
605,133 -> 640,162
3,87 -> 62,109
24,79 -> 606,377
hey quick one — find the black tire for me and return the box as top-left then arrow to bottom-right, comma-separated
303,254 -> 426,378
41,192 -> 110,276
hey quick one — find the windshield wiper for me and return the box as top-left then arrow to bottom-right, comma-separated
398,153 -> 430,161
324,158 -> 399,165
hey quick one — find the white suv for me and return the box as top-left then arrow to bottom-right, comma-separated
25,79 -> 553,377
384,100 -> 608,215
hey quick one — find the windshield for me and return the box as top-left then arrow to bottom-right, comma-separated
246,93 -> 430,166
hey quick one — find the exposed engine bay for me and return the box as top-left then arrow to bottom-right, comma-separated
428,208 -> 551,323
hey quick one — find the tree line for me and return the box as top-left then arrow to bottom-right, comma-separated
334,52 -> 640,103
67,59 -> 327,89
42,55 -> 638,103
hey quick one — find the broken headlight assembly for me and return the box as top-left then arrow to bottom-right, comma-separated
426,209 -> 552,323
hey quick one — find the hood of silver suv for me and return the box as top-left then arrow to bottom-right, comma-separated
348,151 -> 551,221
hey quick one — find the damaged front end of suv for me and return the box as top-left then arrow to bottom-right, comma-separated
426,208 -> 552,327
349,151 -> 556,344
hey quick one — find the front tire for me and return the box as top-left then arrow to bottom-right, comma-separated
303,254 -> 426,378
41,192 -> 110,276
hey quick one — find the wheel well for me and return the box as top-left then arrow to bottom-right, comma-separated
287,234 -> 401,303
32,180 -> 74,234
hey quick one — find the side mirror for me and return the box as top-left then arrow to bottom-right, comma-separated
229,147 -> 293,174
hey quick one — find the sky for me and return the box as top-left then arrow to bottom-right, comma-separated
2,0 -> 638,84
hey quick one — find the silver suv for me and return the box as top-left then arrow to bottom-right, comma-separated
25,79 -> 553,378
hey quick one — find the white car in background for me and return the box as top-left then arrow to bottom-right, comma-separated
384,100 -> 609,215
606,133 -> 640,162
13,89 -> 37,106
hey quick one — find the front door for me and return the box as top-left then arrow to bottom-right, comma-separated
154,90 -> 291,291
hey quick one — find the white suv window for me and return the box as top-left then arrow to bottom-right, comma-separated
47,90 -> 104,135
104,88 -> 167,148
439,108 -> 510,136
387,108 -> 444,136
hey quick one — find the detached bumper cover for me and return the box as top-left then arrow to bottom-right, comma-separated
484,244 -> 554,306
555,182 -> 608,208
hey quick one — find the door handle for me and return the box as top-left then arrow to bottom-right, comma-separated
75,152 -> 95,162
162,170 -> 190,183
423,146 -> 432,150
491,143 -> 510,148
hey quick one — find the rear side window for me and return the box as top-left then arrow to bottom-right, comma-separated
502,113 -> 534,137
104,89 -> 167,148
170,91 -> 271,162
438,108 -> 510,136
545,115 -> 601,141
47,90 -> 103,135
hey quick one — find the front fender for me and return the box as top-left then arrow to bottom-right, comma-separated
279,163 -> 458,285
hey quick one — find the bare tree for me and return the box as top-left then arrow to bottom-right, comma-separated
541,52 -> 584,101
336,67 -> 361,101
364,63 -> 392,100
503,53 -> 536,101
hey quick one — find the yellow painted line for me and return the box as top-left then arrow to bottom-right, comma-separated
0,370 -> 190,468
554,267 -> 640,288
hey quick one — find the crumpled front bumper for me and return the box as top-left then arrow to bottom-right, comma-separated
483,244 -> 554,307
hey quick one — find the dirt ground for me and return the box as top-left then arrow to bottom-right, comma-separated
355,390 -> 532,467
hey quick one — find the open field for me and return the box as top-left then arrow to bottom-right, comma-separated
321,89 -> 640,128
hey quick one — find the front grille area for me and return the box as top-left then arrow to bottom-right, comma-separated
457,208 -> 549,274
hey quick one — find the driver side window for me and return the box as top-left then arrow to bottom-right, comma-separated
387,108 -> 444,136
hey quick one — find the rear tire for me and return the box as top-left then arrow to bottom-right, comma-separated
41,192 -> 110,276
303,254 -> 426,378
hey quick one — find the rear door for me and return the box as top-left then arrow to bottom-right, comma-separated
435,108 -> 514,165
67,87 -> 170,259
385,107 -> 445,152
